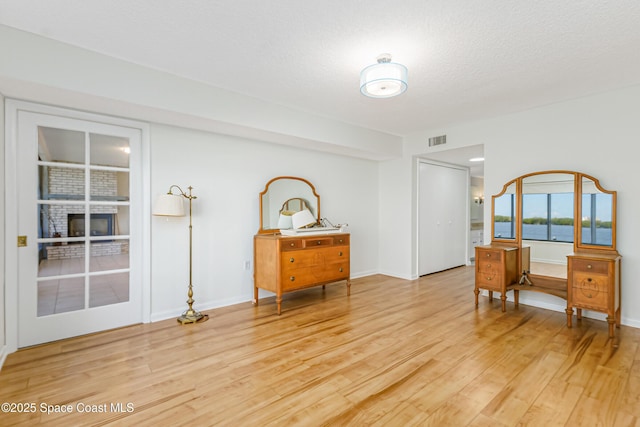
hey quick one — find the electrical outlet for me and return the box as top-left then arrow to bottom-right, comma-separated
243,260 -> 251,271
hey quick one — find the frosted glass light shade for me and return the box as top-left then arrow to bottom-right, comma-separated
360,59 -> 408,98
292,209 -> 317,229
152,194 -> 185,216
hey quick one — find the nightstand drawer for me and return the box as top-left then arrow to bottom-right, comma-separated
572,258 -> 609,275
479,249 -> 502,261
476,265 -> 502,289
476,277 -> 501,291
572,271 -> 609,309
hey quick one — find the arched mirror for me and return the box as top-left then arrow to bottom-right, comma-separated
258,176 -> 320,234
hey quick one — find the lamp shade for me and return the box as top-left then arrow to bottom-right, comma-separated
277,213 -> 294,229
292,209 -> 317,229
360,54 -> 408,98
152,194 -> 185,216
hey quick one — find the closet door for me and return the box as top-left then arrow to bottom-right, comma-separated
419,161 -> 468,275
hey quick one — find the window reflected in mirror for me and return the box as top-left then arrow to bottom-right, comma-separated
522,193 -> 574,242
581,177 -> 613,247
493,182 -> 516,240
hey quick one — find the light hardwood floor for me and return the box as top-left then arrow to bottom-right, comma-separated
1,266 -> 639,426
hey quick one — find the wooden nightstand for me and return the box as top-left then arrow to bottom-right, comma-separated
567,253 -> 621,338
475,244 -> 521,312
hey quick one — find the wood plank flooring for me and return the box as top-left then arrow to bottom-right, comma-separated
1,266 -> 639,426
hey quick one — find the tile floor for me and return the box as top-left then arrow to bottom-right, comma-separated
37,254 -> 130,316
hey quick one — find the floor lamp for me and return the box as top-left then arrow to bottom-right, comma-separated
153,185 -> 207,324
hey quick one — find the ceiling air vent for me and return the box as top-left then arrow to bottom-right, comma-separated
428,135 -> 447,147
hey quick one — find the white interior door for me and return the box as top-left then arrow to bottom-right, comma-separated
16,110 -> 143,347
419,161 -> 469,276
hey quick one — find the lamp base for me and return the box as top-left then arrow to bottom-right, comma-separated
177,309 -> 208,324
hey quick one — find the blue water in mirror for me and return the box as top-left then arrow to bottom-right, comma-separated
494,223 -> 611,245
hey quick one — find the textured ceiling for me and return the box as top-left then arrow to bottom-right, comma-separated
1,0 -> 640,137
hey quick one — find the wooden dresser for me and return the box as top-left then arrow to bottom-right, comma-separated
474,244 -> 522,312
253,233 -> 351,314
567,253 -> 621,338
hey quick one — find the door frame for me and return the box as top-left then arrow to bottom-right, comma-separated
4,99 -> 151,353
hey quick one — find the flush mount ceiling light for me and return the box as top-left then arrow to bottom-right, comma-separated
360,53 -> 408,98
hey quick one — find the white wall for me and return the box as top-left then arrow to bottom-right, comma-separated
150,124 -> 379,320
380,85 -> 640,327
378,156 -> 414,278
0,93 -> 6,365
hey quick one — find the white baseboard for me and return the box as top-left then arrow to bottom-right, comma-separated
376,269 -> 414,281
149,294 -> 251,323
0,344 -> 8,372
481,290 -> 640,328
149,272 -> 381,323
351,269 -> 379,279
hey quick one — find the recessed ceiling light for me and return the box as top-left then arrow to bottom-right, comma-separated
469,157 -> 484,162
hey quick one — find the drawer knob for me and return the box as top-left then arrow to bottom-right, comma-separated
338,239 -> 343,243
290,243 -> 295,247
587,278 -> 592,282
339,251 -> 343,256
290,276 -> 295,281
317,240 -> 322,245
339,267 -> 343,272
587,264 -> 592,269
486,277 -> 492,281
290,257 -> 294,263
486,253 -> 491,257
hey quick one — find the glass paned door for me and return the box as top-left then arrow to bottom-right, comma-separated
17,111 -> 142,347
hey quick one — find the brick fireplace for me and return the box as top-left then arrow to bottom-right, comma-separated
42,166 -> 129,260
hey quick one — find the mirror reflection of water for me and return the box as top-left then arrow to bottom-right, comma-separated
494,222 -> 611,245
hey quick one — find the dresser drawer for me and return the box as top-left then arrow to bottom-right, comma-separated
281,239 -> 303,251
282,247 -> 349,269
333,235 -> 349,245
302,237 -> 334,248
283,262 -> 349,290
571,258 -> 609,275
